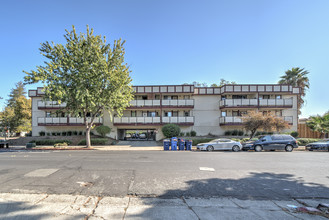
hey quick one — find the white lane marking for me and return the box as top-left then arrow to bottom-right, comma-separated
199,167 -> 215,172
25,169 -> 59,177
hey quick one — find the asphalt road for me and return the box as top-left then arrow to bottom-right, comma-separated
0,150 -> 328,201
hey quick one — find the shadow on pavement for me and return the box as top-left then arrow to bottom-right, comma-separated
0,201 -> 51,220
128,172 -> 329,219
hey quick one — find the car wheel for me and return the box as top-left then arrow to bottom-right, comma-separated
232,145 -> 240,152
285,145 -> 293,152
254,145 -> 262,152
206,145 -> 214,152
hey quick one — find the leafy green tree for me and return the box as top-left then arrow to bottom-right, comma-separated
24,26 -> 134,147
0,82 -> 31,134
306,112 -> 329,138
278,67 -> 310,114
219,78 -> 236,86
162,124 -> 181,138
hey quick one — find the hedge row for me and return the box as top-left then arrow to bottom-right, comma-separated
78,138 -> 108,145
296,138 -> 321,146
29,139 -> 72,145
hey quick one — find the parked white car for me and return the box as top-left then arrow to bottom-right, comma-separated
196,139 -> 242,152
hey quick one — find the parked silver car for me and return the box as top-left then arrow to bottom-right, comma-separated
196,139 -> 242,152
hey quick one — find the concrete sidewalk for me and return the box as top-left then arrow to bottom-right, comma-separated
0,193 -> 328,219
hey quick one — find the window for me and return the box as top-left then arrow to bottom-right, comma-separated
275,110 -> 282,116
173,111 -> 178,117
142,96 -> 147,100
232,111 -> 239,116
184,95 -> 190,100
171,96 -> 178,100
131,111 -> 136,117
232,95 -> 247,99
164,96 -> 169,100
147,112 -> 157,117
221,95 -> 226,100
271,135 -> 283,140
184,111 -> 189,117
276,95 -> 282,99
165,111 -> 172,117
45,112 -> 52,118
155,95 -> 160,100
221,111 -> 226,117
262,95 -> 270,99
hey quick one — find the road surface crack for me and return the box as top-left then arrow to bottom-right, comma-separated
122,197 -> 131,220
182,196 -> 201,220
84,196 -> 102,220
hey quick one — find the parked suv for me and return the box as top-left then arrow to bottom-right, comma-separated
242,135 -> 298,152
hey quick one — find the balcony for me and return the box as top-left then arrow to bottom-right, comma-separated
127,99 -> 194,109
37,117 -> 103,126
113,116 -> 194,125
162,116 -> 194,125
219,98 -> 293,109
114,117 -> 161,125
259,99 -> 293,108
220,99 -> 258,108
37,101 -> 67,109
219,116 -> 293,126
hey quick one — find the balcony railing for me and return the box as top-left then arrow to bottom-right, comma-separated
113,116 -> 194,125
162,116 -> 194,124
220,99 -> 258,107
219,116 -> 293,125
114,117 -> 161,124
161,99 -> 194,107
128,99 -> 194,108
220,98 -> 293,108
37,117 -> 103,125
37,101 -> 67,109
259,98 -> 293,107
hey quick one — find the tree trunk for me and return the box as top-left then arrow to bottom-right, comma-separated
250,129 -> 257,139
86,126 -> 91,148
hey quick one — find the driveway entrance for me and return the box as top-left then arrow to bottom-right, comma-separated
118,129 -> 156,141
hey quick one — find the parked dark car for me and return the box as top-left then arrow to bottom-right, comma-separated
242,135 -> 298,152
306,139 -> 329,151
0,139 -> 9,148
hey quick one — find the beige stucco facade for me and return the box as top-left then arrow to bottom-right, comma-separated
29,84 -> 300,141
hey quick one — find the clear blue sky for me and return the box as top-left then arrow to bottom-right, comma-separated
0,0 -> 328,118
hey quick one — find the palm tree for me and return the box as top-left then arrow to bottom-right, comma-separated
278,67 -> 310,114
306,112 -> 329,138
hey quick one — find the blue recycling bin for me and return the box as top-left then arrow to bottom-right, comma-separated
185,140 -> 192,151
178,138 -> 185,150
163,139 -> 170,151
171,137 -> 178,151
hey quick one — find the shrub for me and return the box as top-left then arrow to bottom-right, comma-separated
190,130 -> 197,137
73,131 -> 78,135
30,139 -> 72,145
54,142 -> 68,147
61,131 -> 67,136
78,138 -> 108,145
161,124 -> 181,138
232,129 -> 238,136
96,125 -> 111,137
231,138 -> 241,142
25,131 -> 32,137
67,131 -> 72,136
179,132 -> 185,137
185,132 -> 191,137
296,138 -> 320,146
39,131 -> 45,136
224,130 -> 232,136
290,131 -> 298,138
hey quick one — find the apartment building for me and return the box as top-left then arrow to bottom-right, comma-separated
28,84 -> 300,141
